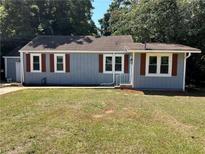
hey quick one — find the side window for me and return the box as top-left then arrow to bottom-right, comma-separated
31,54 -> 41,72
55,54 -> 65,72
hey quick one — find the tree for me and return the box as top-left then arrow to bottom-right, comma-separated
100,0 -> 205,86
99,0 -> 134,36
0,0 -> 97,54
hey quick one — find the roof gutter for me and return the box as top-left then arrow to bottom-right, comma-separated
19,50 -> 129,54
19,49 -> 201,54
127,50 -> 201,53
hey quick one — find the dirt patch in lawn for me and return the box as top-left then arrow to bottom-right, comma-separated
92,109 -> 115,119
105,109 -> 114,114
153,111 -> 194,134
120,89 -> 144,95
92,114 -> 104,118
7,141 -> 32,154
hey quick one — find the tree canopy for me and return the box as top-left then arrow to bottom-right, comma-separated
0,0 -> 97,54
99,0 -> 205,86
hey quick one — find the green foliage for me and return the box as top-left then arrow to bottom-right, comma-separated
100,0 -> 205,86
0,0 -> 97,53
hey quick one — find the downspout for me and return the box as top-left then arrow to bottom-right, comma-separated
100,53 -> 115,86
183,52 -> 191,91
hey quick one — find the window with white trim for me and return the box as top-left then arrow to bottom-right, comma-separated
54,54 -> 65,72
31,54 -> 41,72
146,53 -> 172,77
103,54 -> 124,73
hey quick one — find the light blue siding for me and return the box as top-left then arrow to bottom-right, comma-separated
133,53 -> 185,90
23,53 -> 129,85
6,57 -> 20,81
23,52 -> 185,90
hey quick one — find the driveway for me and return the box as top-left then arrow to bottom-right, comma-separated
0,87 -> 25,95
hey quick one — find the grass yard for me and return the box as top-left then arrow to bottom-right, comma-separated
0,89 -> 205,153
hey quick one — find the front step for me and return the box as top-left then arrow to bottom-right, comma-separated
115,84 -> 132,89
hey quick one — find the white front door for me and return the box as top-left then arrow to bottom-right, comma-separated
16,62 -> 21,82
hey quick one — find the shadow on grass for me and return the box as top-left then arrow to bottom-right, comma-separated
121,88 -> 205,97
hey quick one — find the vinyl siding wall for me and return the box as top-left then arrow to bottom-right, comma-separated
6,57 -> 20,81
23,52 -> 185,90
23,53 -> 129,85
133,53 -> 185,90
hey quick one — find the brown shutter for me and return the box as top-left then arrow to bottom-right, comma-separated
66,54 -> 70,72
140,53 -> 146,75
124,54 -> 129,73
26,53 -> 30,72
99,54 -> 103,73
172,54 -> 178,76
50,54 -> 54,72
41,54 -> 46,72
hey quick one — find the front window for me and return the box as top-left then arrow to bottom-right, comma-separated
55,54 -> 65,72
146,53 -> 172,76
103,54 -> 124,73
31,54 -> 41,72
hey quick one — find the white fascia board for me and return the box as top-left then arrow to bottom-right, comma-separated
127,50 -> 201,53
19,50 -> 129,54
19,49 -> 201,53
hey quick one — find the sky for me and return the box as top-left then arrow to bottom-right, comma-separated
92,0 -> 112,28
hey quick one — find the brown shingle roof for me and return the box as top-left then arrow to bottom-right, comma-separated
125,43 -> 200,51
21,35 -> 133,51
20,35 -> 201,53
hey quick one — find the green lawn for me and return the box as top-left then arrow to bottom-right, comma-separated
0,89 -> 205,153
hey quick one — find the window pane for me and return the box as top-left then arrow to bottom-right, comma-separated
106,57 -> 112,64
161,56 -> 168,64
105,64 -> 112,71
149,56 -> 157,74
160,65 -> 168,74
33,56 -> 39,63
149,65 -> 157,73
115,64 -> 122,71
57,64 -> 63,71
160,56 -> 169,74
149,56 -> 157,64
33,63 -> 39,70
57,56 -> 63,63
115,56 -> 122,64
115,56 -> 122,72
33,56 -> 39,70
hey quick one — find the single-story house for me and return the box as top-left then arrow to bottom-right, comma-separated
3,35 -> 201,91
